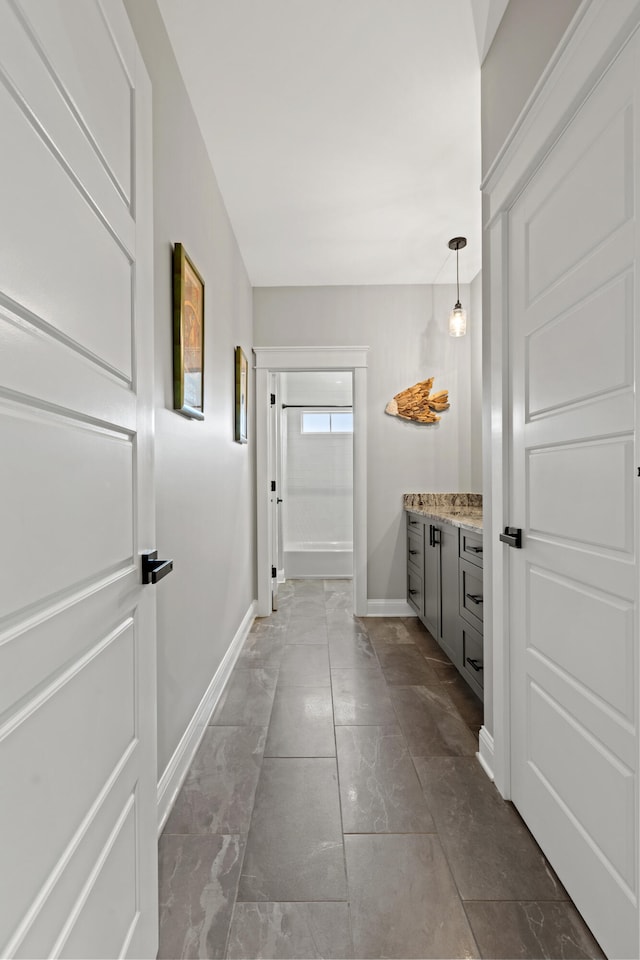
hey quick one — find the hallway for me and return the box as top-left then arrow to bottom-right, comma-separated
157,580 -> 603,959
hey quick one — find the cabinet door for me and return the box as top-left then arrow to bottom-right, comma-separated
406,514 -> 424,615
423,524 -> 440,638
440,523 -> 462,667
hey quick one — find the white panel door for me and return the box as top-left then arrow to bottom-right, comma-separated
0,1 -> 158,957
508,28 -> 639,959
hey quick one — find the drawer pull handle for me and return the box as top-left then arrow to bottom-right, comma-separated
409,549 -> 419,555
466,657 -> 483,672
409,520 -> 419,526
467,545 -> 483,553
409,588 -> 419,596
466,593 -> 483,605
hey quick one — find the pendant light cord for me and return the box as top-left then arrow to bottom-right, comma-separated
456,246 -> 460,303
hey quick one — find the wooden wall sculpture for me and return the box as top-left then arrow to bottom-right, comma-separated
385,377 -> 450,424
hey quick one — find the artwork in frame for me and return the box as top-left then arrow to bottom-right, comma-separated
173,242 -> 205,419
235,346 -> 248,443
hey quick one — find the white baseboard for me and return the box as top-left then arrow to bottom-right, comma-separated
156,600 -> 257,835
366,599 -> 414,617
477,725 -> 495,782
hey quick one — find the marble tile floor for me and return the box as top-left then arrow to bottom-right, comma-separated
158,579 -> 605,960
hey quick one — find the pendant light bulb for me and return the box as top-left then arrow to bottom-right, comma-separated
447,237 -> 467,338
449,302 -> 467,337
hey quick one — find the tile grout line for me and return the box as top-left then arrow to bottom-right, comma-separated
325,580 -> 357,959
221,603 -> 287,959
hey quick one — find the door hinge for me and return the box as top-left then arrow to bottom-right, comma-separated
271,565 -> 277,578
271,480 -> 276,492
270,393 -> 276,405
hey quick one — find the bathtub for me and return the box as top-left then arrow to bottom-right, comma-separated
284,541 -> 353,579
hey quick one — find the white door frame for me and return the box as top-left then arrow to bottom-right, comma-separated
481,0 -> 640,797
254,346 -> 369,617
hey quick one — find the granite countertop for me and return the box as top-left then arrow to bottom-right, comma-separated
403,493 -> 483,533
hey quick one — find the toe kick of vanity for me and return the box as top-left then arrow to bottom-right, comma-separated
404,494 -> 483,701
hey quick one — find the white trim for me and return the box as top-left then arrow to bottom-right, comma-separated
483,0 -> 640,221
366,599 -> 414,617
484,0 -> 640,805
156,601 -> 256,834
487,213 -> 511,800
253,346 -> 369,618
277,567 -> 285,584
254,345 -> 370,370
477,726 -> 495,782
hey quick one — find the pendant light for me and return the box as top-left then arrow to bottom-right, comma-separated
448,236 -> 467,337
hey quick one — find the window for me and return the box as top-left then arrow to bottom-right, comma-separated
301,411 -> 353,434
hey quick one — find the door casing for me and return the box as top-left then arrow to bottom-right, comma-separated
253,346 -> 369,617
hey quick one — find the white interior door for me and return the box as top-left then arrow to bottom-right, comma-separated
0,1 -> 158,956
508,28 -> 640,959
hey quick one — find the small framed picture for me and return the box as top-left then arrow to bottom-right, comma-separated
173,242 -> 205,419
235,346 -> 248,443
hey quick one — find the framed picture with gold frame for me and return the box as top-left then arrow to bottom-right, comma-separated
173,242 -> 205,419
235,346 -> 248,443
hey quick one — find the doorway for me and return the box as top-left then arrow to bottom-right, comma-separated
280,371 -> 354,581
254,346 -> 369,618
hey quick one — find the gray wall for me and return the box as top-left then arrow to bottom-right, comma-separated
254,284 -> 481,601
482,0 -> 582,174
480,0 -> 581,736
124,0 -> 256,779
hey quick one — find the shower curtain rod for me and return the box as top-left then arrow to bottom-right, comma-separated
282,404 -> 353,409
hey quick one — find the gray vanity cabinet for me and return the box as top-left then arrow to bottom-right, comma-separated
406,511 -> 483,701
406,512 -> 457,663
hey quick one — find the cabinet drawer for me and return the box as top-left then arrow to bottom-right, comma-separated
407,513 -> 424,537
407,565 -> 423,615
407,530 -> 423,573
459,529 -> 483,567
459,558 -> 483,632
462,622 -> 484,693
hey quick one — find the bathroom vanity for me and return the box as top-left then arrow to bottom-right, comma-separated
404,494 -> 483,701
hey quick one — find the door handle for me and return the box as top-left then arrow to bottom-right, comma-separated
466,657 -> 483,672
277,498 -> 283,503
432,526 -> 441,546
409,588 -> 419,595
499,526 -> 522,548
141,550 -> 174,584
409,549 -> 419,555
467,545 -> 483,554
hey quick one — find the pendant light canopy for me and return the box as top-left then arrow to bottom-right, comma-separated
448,236 -> 467,337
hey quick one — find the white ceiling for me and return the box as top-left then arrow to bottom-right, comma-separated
158,0 -> 504,287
